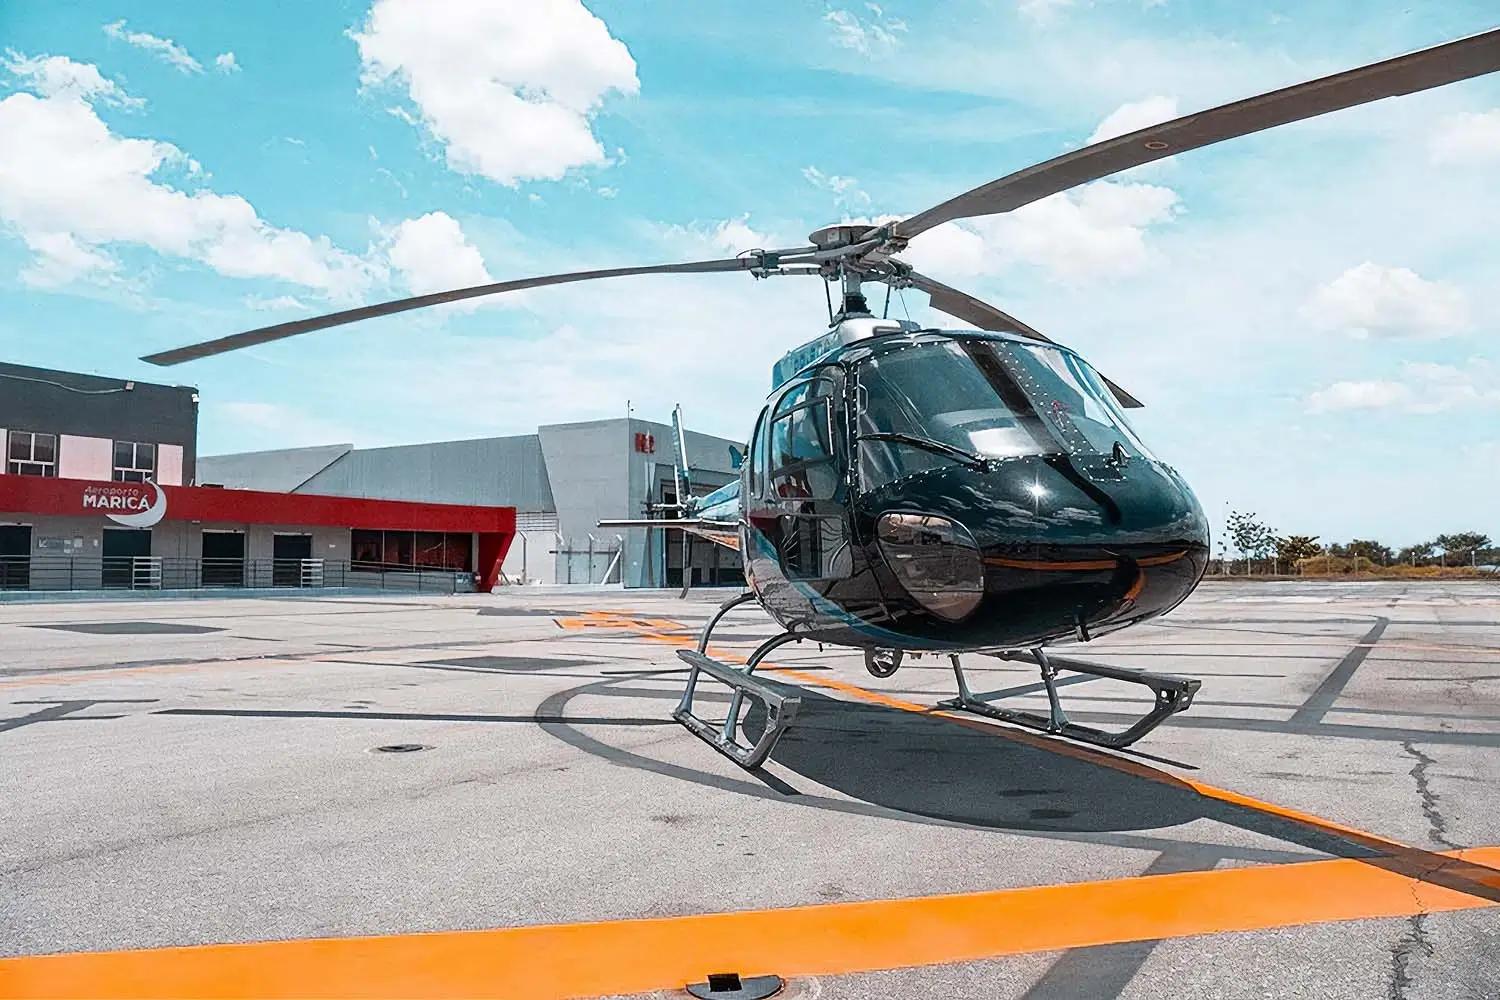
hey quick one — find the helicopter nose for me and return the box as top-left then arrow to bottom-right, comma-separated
863,454 -> 1209,646
968,454 -> 1210,637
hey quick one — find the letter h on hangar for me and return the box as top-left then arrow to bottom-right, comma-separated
633,432 -> 655,454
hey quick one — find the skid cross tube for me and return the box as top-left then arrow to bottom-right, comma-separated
675,631 -> 803,769
939,647 -> 1200,749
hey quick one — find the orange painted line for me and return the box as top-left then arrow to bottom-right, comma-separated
3,847 -> 1496,1000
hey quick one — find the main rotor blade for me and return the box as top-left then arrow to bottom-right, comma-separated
141,256 -> 776,366
904,269 -> 1145,408
893,27 -> 1500,239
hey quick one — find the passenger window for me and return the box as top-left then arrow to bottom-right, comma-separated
778,514 -> 852,580
768,379 -> 838,500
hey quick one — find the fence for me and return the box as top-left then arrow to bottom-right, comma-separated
550,534 -> 623,585
0,556 -> 474,595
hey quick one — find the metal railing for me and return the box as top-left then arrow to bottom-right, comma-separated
0,556 -> 475,595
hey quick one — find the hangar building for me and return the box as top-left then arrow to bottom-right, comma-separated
199,417 -> 746,589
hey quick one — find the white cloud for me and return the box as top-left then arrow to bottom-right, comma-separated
244,294 -> 310,312
17,231 -> 117,288
1305,360 -> 1499,414
0,58 -> 379,298
651,215 -> 775,258
1301,262 -> 1469,339
351,0 -> 639,186
1017,0 -> 1075,25
1304,379 -> 1411,413
824,5 -> 908,56
214,52 -> 240,74
1430,110 -> 1500,165
102,21 -> 203,74
3,51 -> 141,107
384,211 -> 492,302
1087,95 -> 1178,145
802,165 -> 870,215
905,180 -> 1181,281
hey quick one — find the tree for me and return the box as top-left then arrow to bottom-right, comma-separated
1396,541 -> 1437,567
1275,535 -> 1322,564
1436,532 -> 1491,566
1226,510 -> 1276,573
1346,539 -> 1393,565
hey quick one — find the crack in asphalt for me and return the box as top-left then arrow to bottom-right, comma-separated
1402,741 -> 1457,851
1388,740 -> 1455,1000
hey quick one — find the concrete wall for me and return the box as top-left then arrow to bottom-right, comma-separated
0,363 -> 199,480
620,417 -> 742,588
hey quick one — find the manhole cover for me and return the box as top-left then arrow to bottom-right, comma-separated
686,972 -> 783,999
371,744 -> 431,753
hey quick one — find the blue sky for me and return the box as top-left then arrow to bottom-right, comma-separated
0,0 -> 1496,547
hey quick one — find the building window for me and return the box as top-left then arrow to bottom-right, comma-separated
113,441 -> 156,482
7,430 -> 57,477
351,529 -> 472,572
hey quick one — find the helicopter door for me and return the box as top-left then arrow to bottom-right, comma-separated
761,374 -> 852,584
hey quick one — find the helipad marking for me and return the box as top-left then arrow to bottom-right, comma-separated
2,848 -> 1496,1000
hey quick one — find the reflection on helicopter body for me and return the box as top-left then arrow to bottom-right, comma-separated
739,329 -> 1210,652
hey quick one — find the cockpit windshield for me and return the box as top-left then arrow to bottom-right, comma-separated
855,337 -> 1150,487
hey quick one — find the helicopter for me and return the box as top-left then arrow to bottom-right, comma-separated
143,28 -> 1500,770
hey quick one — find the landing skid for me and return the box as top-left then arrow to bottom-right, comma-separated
674,592 -> 802,769
671,594 -> 1199,769
938,648 -> 1200,749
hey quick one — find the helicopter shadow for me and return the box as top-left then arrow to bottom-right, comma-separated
752,684 -> 1421,870
760,687 -> 1206,836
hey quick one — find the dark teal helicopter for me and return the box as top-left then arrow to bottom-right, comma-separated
145,28 -> 1500,769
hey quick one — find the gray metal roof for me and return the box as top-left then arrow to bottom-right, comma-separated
297,434 -> 555,511
197,444 -> 352,492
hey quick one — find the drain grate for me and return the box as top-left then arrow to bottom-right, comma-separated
685,972 -> 784,999
370,743 -> 431,754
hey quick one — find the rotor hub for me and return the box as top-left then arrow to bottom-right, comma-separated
807,223 -> 880,251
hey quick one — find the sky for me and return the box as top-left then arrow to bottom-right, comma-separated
0,0 -> 1496,548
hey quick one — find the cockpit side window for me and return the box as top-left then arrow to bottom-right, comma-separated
767,377 -> 839,501
748,405 -> 770,498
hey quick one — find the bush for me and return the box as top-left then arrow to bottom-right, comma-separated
1292,555 -> 1485,578
1295,555 -> 1375,575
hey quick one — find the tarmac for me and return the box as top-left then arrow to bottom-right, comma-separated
1,580 -> 1498,999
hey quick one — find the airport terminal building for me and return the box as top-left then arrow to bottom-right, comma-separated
198,417 -> 747,589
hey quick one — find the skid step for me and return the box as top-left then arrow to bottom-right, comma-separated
939,648 -> 1200,750
675,649 -> 801,769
